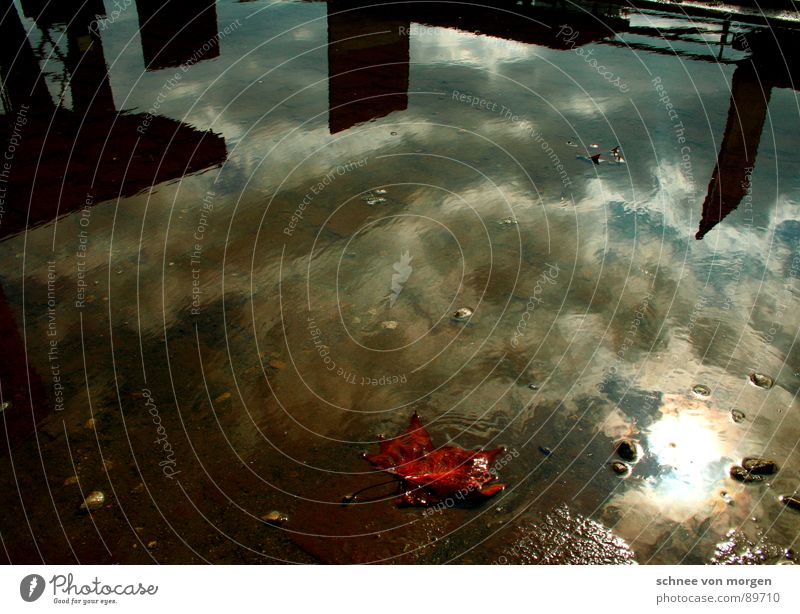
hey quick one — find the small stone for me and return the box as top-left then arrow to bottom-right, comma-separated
262,511 -> 288,524
539,446 -> 552,456
84,418 -> 97,430
721,491 -> 733,505
692,384 -> 711,397
63,475 -> 79,486
731,409 -> 746,424
453,307 -> 474,321
528,383 -> 539,390
268,358 -> 286,370
80,490 -> 106,512
729,466 -> 763,483
779,495 -> 800,511
615,439 -> 639,462
742,457 -> 777,475
214,392 -> 231,403
0,400 -> 11,412
610,461 -> 629,475
381,321 -> 399,330
749,372 -> 774,389
147,540 -> 158,549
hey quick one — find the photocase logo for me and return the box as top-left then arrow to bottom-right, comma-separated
389,250 -> 413,306
20,574 -> 45,602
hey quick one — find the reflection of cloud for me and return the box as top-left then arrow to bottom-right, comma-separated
410,26 -> 533,72
599,407 -> 635,440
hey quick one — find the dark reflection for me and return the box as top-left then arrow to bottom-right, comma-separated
696,61 -> 769,240
327,2 -> 409,133
0,0 -> 226,239
0,286 -> 49,454
697,28 -> 800,239
136,0 -> 219,70
66,0 -> 116,115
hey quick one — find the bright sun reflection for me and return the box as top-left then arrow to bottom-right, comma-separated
646,412 -> 724,500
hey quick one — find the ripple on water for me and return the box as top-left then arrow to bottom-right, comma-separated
712,529 -> 796,565
494,504 -> 636,564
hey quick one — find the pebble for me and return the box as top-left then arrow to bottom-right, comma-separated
729,466 -> 763,483
528,383 -> 539,390
453,307 -> 474,321
214,392 -> 231,403
381,321 -> 399,330
742,457 -> 777,475
63,475 -> 79,486
361,192 -> 386,205
779,495 -> 800,511
268,358 -> 286,370
731,409 -> 746,424
692,384 -> 711,397
0,400 -> 10,412
749,372 -> 774,389
147,540 -> 158,549
262,511 -> 288,524
721,491 -> 733,505
84,418 -> 97,430
615,439 -> 639,462
80,490 -> 106,512
610,461 -> 629,475
539,446 -> 552,456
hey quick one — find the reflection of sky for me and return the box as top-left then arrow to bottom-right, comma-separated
646,411 -> 724,501
2,0 -> 800,561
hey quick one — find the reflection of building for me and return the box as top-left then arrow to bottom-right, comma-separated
0,1 -> 227,239
696,62 -> 769,240
0,284 -> 50,455
327,3 -> 410,134
0,1 -> 228,448
325,0 -> 628,133
696,29 -> 799,239
136,0 -> 219,70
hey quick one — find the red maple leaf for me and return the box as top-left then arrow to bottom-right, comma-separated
364,412 -> 506,507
